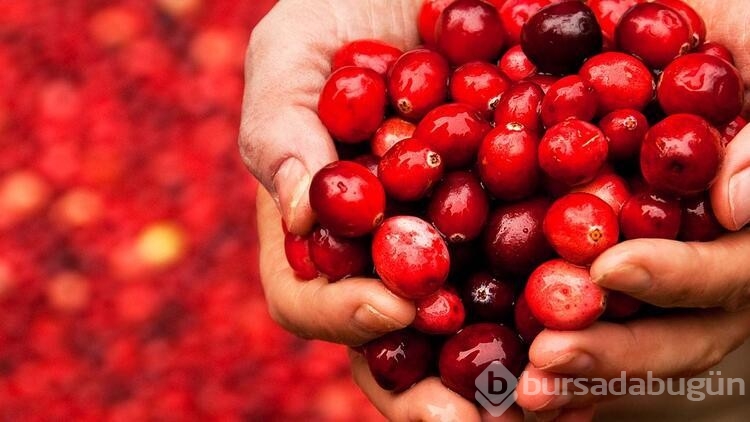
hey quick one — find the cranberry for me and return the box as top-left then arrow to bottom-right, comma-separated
543,192 -> 620,265
427,171 -> 489,243
362,329 -> 433,392
309,161 -> 386,237
498,44 -> 537,82
720,116 -> 748,147
514,294 -> 545,343
388,49 -> 450,121
521,1 -> 603,75
615,2 -> 691,69
484,198 -> 553,277
331,39 -> 402,76
540,75 -> 598,128
598,108 -> 649,161
372,216 -> 450,299
414,103 -> 491,169
657,53 -> 745,126
413,288 -> 466,335
498,0 -> 555,45
523,74 -> 559,94
493,81 -> 544,134
654,0 -> 705,48
284,231 -> 318,280
572,169 -> 632,216
579,52 -> 655,115
435,0 -> 506,65
604,291 -> 643,320
318,66 -> 387,143
679,194 -> 725,242
353,154 -> 380,176
309,227 -> 370,282
640,113 -> 724,196
524,259 -> 608,330
418,0 -> 457,46
478,122 -> 540,201
378,137 -> 444,202
461,272 -> 515,322
448,241 -> 485,279
449,61 -> 511,119
587,0 -> 640,46
695,41 -> 735,64
620,192 -> 682,240
538,119 -> 608,186
371,117 -> 416,157
439,323 -> 524,400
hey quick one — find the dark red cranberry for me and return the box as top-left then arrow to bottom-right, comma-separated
540,75 -> 598,128
654,0 -> 705,47
620,192 -> 682,239
414,103 -> 491,169
309,227 -> 370,281
679,194 -> 725,242
371,117 -> 416,157
599,108 -> 649,161
353,154 -> 380,176
284,231 -> 319,280
521,1 -> 603,75
498,44 -> 537,82
538,119 -> 608,186
657,53 -> 744,126
478,122 -> 539,201
418,0 -> 457,46
449,61 -> 511,119
388,49 -> 450,121
514,294 -> 545,343
587,0 -> 640,46
378,137 -> 444,202
579,52 -> 655,115
616,2 -> 691,69
318,67 -> 387,143
461,272 -> 515,322
309,161 -> 386,237
331,39 -> 403,75
413,288 -> 466,335
572,168 -> 632,216
640,113 -> 724,196
695,41 -> 735,64
372,216 -> 450,299
604,291 -> 643,320
499,0 -> 555,45
720,116 -> 748,147
439,323 -> 524,400
427,171 -> 489,243
493,81 -> 544,134
543,192 -> 620,265
436,0 -> 506,65
363,329 -> 433,392
484,198 -> 553,277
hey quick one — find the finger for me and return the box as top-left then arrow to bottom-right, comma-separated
712,125 -> 750,231
518,366 -> 616,413
257,187 -> 415,345
555,406 -> 597,422
590,230 -> 750,310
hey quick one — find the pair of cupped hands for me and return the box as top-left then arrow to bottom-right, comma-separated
240,0 -> 750,420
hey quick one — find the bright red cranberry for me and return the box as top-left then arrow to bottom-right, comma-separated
654,0 -> 705,48
579,52 -> 655,115
540,75 -> 598,128
620,192 -> 682,239
318,67 -> 387,143
284,231 -> 318,280
331,39 -> 403,75
378,137 -> 444,202
572,169 -> 632,216
493,81 -> 544,134
418,0 -> 457,46
604,291 -> 643,320
449,61 -> 511,119
538,119 -> 608,186
679,194 -> 725,242
478,122 -> 539,201
695,41 -> 735,64
371,117 -> 416,157
439,323 -> 524,400
598,108 -> 649,161
413,288 -> 466,335
435,0 -> 506,65
498,44 -> 537,82
521,1 -> 602,74
514,294 -> 545,343
353,154 -> 380,176
657,53 -> 744,126
484,198 -> 553,277
388,49 -> 450,121
427,171 -> 489,243
461,272 -> 515,322
372,216 -> 450,299
362,329 -> 433,392
587,0 -> 640,46
309,161 -> 386,237
616,2 -> 691,69
309,227 -> 370,281
720,116 -> 748,147
525,259 -> 608,330
640,113 -> 724,196
523,74 -> 559,94
543,192 -> 620,265
498,0 -> 555,45
414,103 -> 491,169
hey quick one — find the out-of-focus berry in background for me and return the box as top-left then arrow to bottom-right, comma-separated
0,1 -> 380,420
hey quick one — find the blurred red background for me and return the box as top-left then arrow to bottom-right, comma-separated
0,1 -> 381,419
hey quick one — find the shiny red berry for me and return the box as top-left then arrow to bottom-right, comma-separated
498,0 -> 556,45
363,329 -> 433,392
538,119 -> 608,187
427,171 -> 489,243
413,288 -> 466,335
493,81 -> 544,134
695,41 -> 735,64
461,272 -> 515,322
435,0 -> 506,65
540,75 -> 598,128
572,169 -> 632,216
418,0 -> 457,46
331,39 -> 402,75
620,192 -> 682,240
309,227 -> 370,281
719,116 -> 747,147
604,291 -> 643,320
378,137 -> 444,202
284,231 -> 319,280
388,49 -> 450,121
498,44 -> 537,82
587,0 -> 640,46
478,122 -> 539,201
414,103 -> 491,169
654,0 -> 705,48
598,109 -> 649,161
449,61 -> 511,119
579,52 -> 654,115
679,194 -> 725,242
514,294 -> 545,343
371,117 -> 416,157
616,2 -> 691,69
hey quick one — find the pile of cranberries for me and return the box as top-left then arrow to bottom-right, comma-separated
284,0 -> 748,399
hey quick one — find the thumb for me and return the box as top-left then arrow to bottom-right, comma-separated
711,124 -> 750,231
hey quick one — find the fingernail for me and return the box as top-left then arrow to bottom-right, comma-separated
729,167 -> 750,230
353,304 -> 407,334
593,264 -> 652,292
273,158 -> 311,232
539,352 -> 594,373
